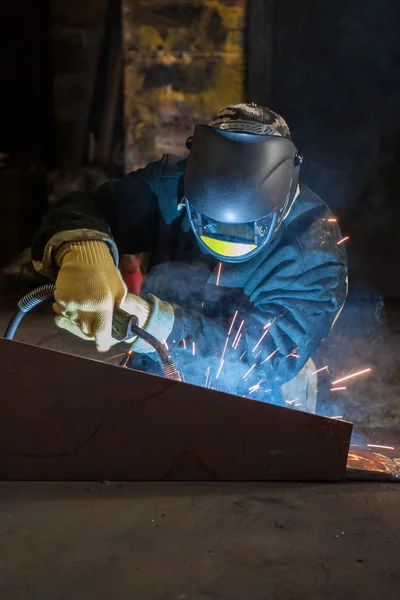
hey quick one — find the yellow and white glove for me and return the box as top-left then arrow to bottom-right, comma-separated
53,240 -> 150,352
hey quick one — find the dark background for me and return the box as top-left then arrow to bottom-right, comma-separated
1,0 -> 399,299
0,0 -> 123,274
249,0 -> 400,299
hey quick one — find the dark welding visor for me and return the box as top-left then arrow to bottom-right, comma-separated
186,200 -> 276,261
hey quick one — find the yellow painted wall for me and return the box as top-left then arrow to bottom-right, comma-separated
122,0 -> 245,170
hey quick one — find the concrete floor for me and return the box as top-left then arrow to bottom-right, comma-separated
0,481 -> 399,600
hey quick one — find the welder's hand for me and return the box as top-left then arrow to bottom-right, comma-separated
53,240 -> 150,352
55,293 -> 151,350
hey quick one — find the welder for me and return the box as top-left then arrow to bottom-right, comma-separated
31,104 -> 347,405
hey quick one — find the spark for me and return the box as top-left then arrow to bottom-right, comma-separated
331,387 -> 346,391
122,350 -> 132,368
331,416 -> 343,419
104,352 -> 126,361
248,385 -> 261,394
232,320 -> 244,347
254,349 -> 262,359
328,218 -> 337,223
243,363 -> 256,380
192,342 -> 196,356
221,336 -> 230,361
201,301 -> 204,307
216,359 -> 224,380
294,402 -> 302,407
216,262 -> 222,286
182,338 -> 186,349
367,444 -> 394,450
285,399 -> 298,405
264,389 -> 271,393
233,332 -> 242,350
286,346 -> 299,358
228,310 -> 238,335
252,329 -> 269,353
337,236 -> 349,245
205,366 -> 210,387
163,339 -> 169,350
331,368 -> 371,386
312,365 -> 329,375
291,354 -> 299,358
248,378 -> 265,394
261,348 -> 279,364
263,321 -> 272,330
239,350 -> 247,360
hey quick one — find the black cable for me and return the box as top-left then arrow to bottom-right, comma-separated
4,283 -> 56,340
18,283 -> 56,312
3,284 -> 181,381
126,323 -> 181,381
129,324 -> 170,363
4,310 -> 25,340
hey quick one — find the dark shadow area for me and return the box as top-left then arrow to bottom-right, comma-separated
246,0 -> 400,432
0,0 -> 124,296
0,0 -> 51,270
270,0 -> 400,299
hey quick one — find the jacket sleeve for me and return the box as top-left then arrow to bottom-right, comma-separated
164,209 -> 347,391
32,161 -> 162,279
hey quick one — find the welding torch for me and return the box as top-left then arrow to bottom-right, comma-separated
3,284 -> 181,381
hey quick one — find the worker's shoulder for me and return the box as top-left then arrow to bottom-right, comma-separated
287,183 -> 331,224
159,154 -> 186,178
286,183 -> 345,262
123,155 -> 185,201
146,155 -> 186,222
125,155 -> 185,183
284,183 -> 334,235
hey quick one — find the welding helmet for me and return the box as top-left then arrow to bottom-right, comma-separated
184,104 -> 303,263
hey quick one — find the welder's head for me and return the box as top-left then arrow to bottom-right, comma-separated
184,103 -> 303,263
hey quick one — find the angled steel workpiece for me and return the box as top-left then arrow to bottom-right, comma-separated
0,338 -> 352,481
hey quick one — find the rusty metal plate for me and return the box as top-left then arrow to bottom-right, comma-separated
0,338 -> 352,481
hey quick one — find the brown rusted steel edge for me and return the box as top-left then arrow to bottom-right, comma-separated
0,338 -> 352,481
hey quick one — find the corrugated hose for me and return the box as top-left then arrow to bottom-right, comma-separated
3,284 -> 181,381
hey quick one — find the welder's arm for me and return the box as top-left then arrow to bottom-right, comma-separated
31,161 -> 162,279
242,261 -> 348,385
165,255 -> 347,387
31,161 -> 172,351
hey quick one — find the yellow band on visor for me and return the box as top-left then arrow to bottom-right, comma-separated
200,235 -> 257,257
